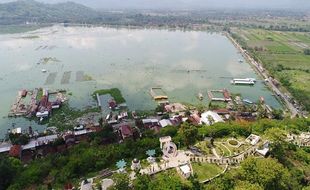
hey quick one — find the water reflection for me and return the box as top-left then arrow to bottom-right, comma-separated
0,26 -> 281,138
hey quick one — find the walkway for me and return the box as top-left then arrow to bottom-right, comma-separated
140,150 -> 190,175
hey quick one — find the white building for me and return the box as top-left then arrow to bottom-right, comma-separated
246,134 -> 261,146
256,141 -> 269,157
201,111 -> 224,125
179,164 -> 192,179
159,119 -> 173,128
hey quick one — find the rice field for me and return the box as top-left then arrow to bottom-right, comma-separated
232,28 -> 310,111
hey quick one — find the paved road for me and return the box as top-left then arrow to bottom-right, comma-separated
226,33 -> 299,117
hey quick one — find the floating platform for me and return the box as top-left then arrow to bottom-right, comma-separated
150,87 -> 168,100
208,89 -> 231,102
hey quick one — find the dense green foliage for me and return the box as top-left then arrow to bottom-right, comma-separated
178,122 -> 199,146
0,156 -> 22,190
134,170 -> 191,190
1,118 -> 310,189
92,88 -> 126,104
206,157 -> 299,190
3,136 -> 159,189
9,133 -> 29,145
112,173 -> 130,190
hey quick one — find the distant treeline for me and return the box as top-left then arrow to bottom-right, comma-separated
0,0 -> 309,32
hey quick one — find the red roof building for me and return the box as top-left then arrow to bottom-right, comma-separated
188,114 -> 201,125
214,109 -> 230,115
108,99 -> 117,109
119,125 -> 133,139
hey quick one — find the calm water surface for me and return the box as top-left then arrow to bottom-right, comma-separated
0,26 -> 281,138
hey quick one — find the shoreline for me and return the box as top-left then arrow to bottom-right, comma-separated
225,32 -> 298,117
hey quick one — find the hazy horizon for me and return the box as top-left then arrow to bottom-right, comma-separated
1,0 -> 310,11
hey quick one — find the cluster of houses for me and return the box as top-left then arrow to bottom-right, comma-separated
8,88 -> 67,120
35,89 -> 67,120
105,102 -> 228,142
2,94 -> 277,164
0,119 -> 101,163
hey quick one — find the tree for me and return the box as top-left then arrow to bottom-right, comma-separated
0,156 -> 22,190
304,49 -> 310,55
264,128 -> 288,164
133,173 -> 152,190
159,125 -> 178,137
271,109 -> 284,120
189,174 -> 203,190
148,172 -> 185,190
179,123 -> 198,146
239,157 -> 293,190
111,173 -> 130,190
9,133 -> 30,145
207,115 -> 215,125
234,181 -> 263,190
205,170 -> 237,190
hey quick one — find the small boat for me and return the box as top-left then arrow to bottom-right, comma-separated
105,113 -> 110,120
238,59 -> 243,63
41,69 -> 47,73
243,99 -> 253,104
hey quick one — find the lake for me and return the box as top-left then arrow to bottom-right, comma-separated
0,25 -> 281,138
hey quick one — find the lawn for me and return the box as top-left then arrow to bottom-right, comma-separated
192,162 -> 223,181
214,143 -> 231,157
92,88 -> 126,104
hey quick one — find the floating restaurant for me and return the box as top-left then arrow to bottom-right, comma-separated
231,78 -> 256,85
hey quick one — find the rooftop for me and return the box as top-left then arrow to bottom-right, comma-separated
201,111 -> 224,125
180,164 -> 191,174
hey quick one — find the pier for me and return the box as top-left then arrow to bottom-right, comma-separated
8,88 -> 67,118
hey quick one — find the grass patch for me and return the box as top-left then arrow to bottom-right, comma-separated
192,162 -> 223,181
208,101 -> 227,110
215,143 -> 231,157
92,88 -> 125,104
36,88 -> 43,101
228,139 -> 238,146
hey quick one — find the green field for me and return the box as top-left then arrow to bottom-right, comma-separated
192,162 -> 223,181
232,29 -> 310,111
92,88 -> 126,104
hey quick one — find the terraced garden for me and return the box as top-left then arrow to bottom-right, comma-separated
231,28 -> 310,111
